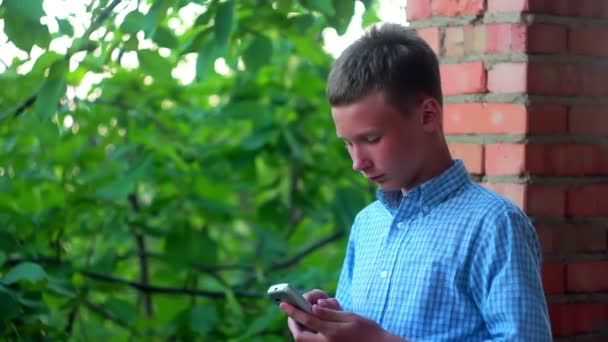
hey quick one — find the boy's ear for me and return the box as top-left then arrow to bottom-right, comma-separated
420,97 -> 442,133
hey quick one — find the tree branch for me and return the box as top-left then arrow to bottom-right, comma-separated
237,230 -> 345,288
64,305 -> 79,335
81,271 -> 265,298
285,161 -> 303,238
84,299 -> 137,332
271,230 -> 344,270
128,193 -> 153,317
8,0 -> 123,118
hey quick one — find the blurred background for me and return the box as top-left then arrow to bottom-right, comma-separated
0,0 -> 405,340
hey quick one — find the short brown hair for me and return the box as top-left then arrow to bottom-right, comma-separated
326,23 -> 442,113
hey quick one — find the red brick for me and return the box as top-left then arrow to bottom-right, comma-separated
569,106 -> 608,135
491,0 -> 600,16
527,144 -> 608,176
484,183 -> 565,216
484,23 -> 527,53
449,24 -> 528,56
568,184 -> 608,216
601,0 -> 608,18
431,0 -> 485,16
444,104 -> 565,134
464,25 -> 488,54
485,144 -> 526,175
534,223 -> 556,253
578,64 -> 608,97
448,143 -> 484,174
568,261 -> 608,292
570,28 -> 608,57
549,303 -> 608,336
486,143 -> 608,176
528,105 -> 567,133
527,185 -> 566,217
440,62 -> 487,95
559,225 -> 608,252
487,0 -> 529,12
573,0 -> 598,17
474,62 -> 606,97
536,223 -> 608,253
528,24 -> 567,53
542,263 -> 565,294
407,0 -> 432,20
488,63 -> 527,93
416,27 -> 440,56
538,0 -> 571,15
444,27 -> 465,56
443,103 -> 527,134
548,0 -> 608,17
528,63 -> 577,96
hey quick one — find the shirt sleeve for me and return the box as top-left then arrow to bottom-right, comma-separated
335,215 -> 358,312
469,209 -> 553,341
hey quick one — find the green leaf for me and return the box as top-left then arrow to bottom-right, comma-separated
105,298 -> 138,324
0,232 -> 18,253
0,251 -> 5,267
165,228 -> 218,267
0,286 -> 21,322
30,51 -> 62,75
300,0 -> 335,16
142,0 -> 173,38
238,305 -> 282,339
362,5 -> 381,27
34,60 -> 68,121
276,0 -> 294,12
180,26 -> 212,54
360,0 -> 375,8
282,126 -> 305,161
329,0 -> 355,35
214,0 -> 234,47
334,187 -> 367,229
153,26 -> 179,49
124,35 -> 139,51
1,262 -> 48,286
189,305 -> 219,335
289,14 -> 315,35
242,129 -> 277,151
137,49 -> 172,80
94,156 -> 152,201
120,10 -> 145,35
46,277 -> 76,298
56,18 -> 74,36
196,42 -> 221,81
243,35 -> 273,73
1,0 -> 50,51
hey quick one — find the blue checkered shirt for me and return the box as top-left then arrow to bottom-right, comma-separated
335,159 -> 552,341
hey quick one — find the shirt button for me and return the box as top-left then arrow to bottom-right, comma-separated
397,222 -> 405,229
380,271 -> 388,278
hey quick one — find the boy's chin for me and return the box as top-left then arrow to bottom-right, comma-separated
377,182 -> 402,192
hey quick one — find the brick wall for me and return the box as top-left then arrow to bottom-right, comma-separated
407,0 -> 608,339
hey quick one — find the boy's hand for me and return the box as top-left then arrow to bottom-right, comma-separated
281,299 -> 404,342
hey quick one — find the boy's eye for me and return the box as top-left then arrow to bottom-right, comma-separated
366,136 -> 380,143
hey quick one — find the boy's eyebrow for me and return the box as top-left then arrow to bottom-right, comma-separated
340,130 -> 382,141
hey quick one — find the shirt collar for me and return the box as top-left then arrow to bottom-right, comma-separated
377,159 -> 470,215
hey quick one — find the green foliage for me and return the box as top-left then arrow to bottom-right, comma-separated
0,0 -> 380,339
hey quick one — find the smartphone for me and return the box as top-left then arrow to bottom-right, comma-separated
267,283 -> 312,313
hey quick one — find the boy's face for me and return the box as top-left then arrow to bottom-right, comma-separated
331,91 -> 429,192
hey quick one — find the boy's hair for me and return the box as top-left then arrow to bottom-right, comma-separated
326,23 -> 443,113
